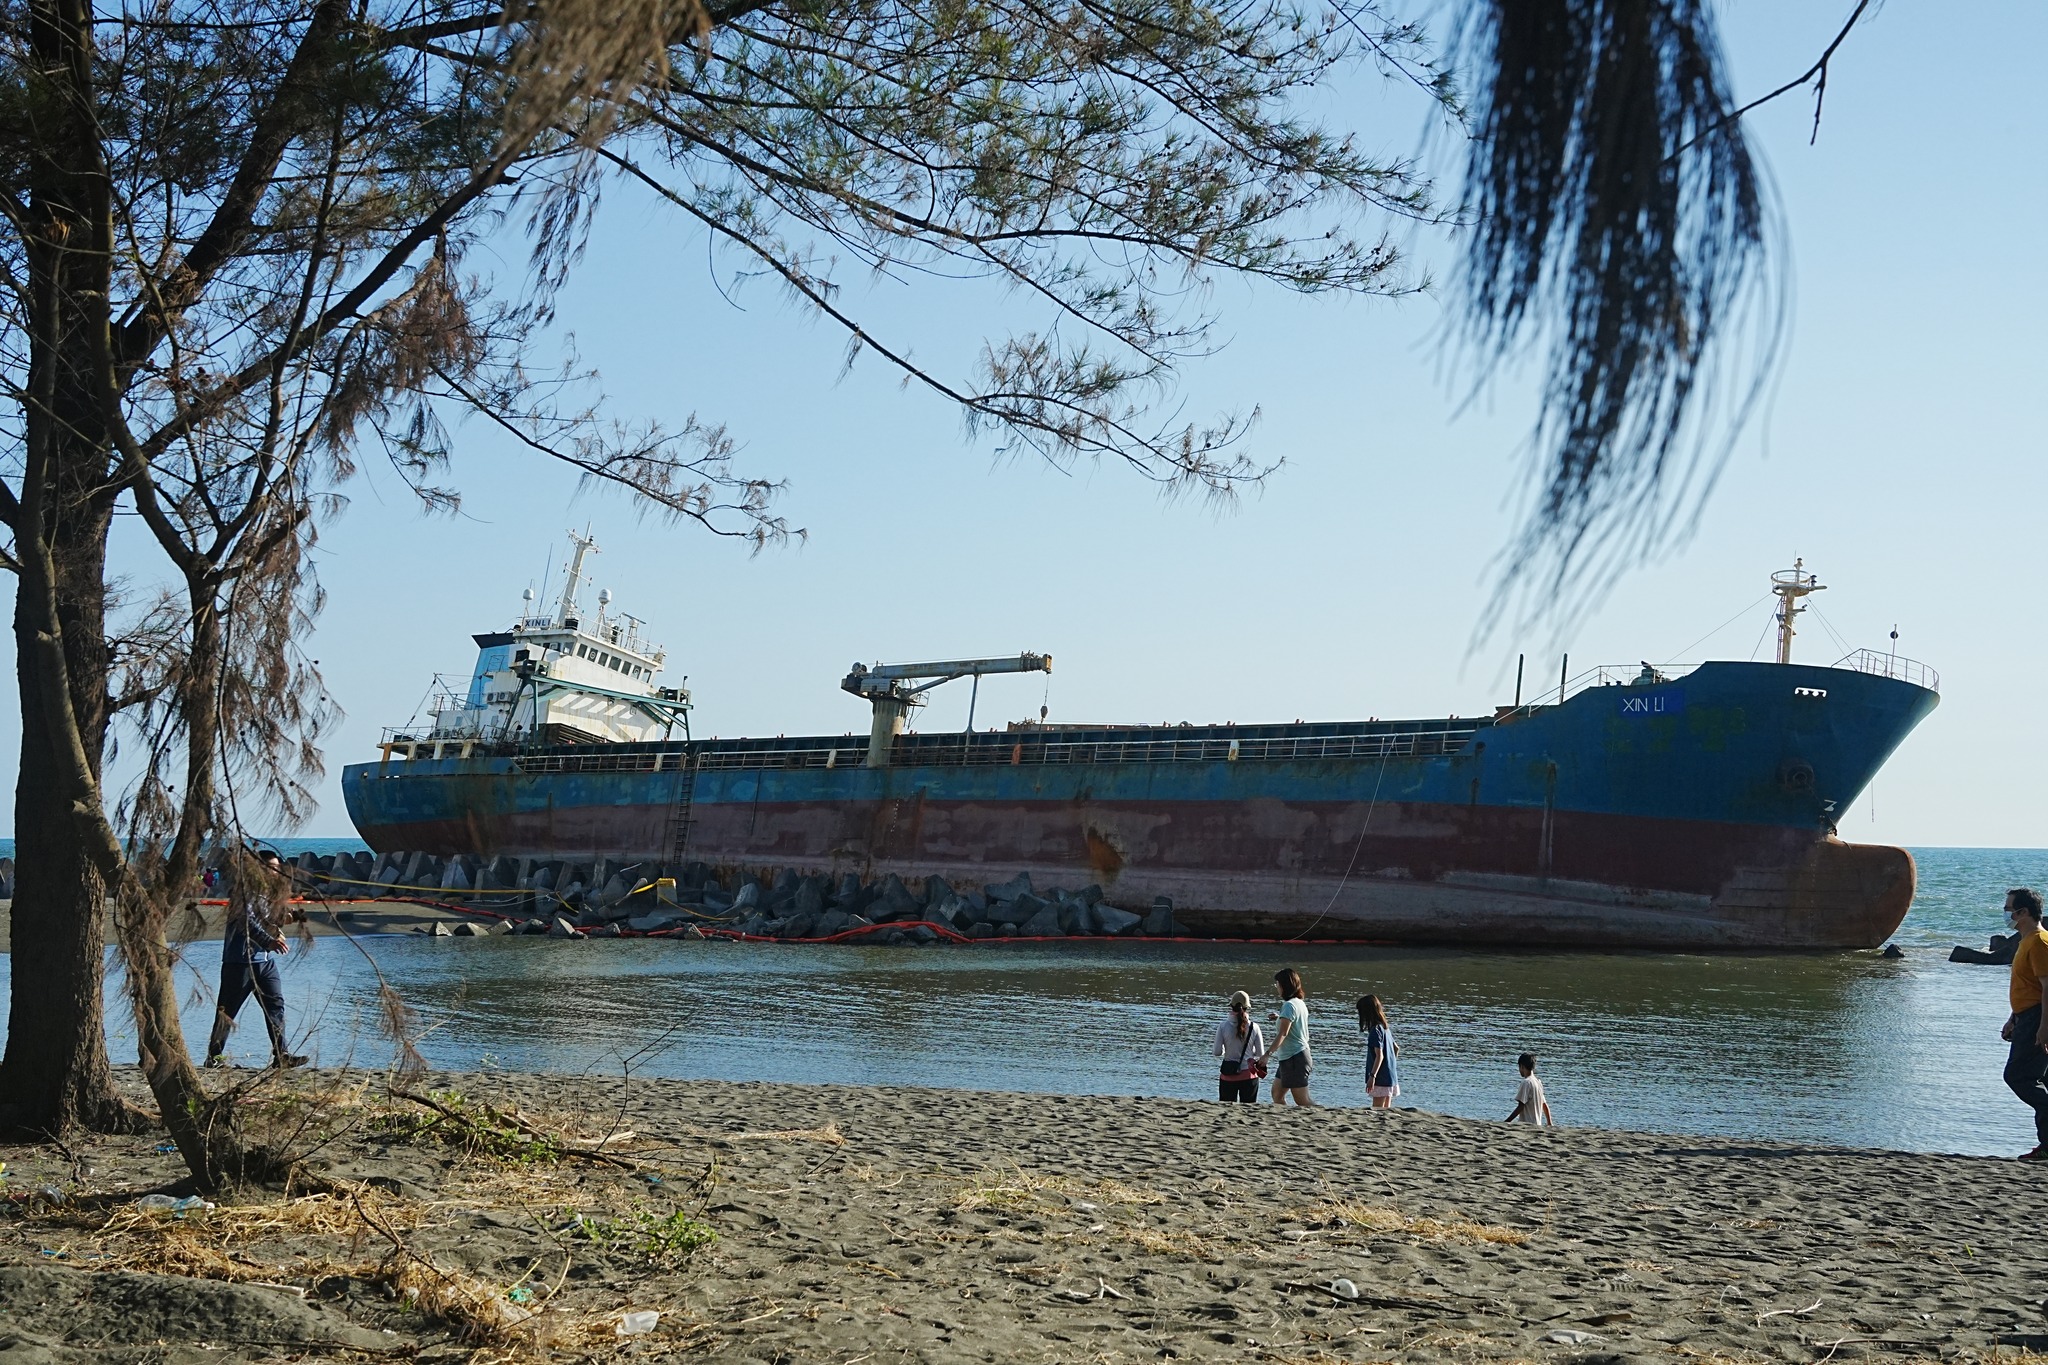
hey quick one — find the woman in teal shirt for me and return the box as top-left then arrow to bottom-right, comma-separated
1267,968 -> 1313,1106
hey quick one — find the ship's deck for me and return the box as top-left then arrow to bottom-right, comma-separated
421,715 -> 1501,775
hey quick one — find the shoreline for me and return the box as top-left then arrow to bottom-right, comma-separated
3,1068 -> 2043,1361
0,899 -> 474,954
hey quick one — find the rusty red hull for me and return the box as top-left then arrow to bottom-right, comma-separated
352,794 -> 1917,949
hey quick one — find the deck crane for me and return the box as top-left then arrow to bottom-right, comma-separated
841,653 -> 1052,767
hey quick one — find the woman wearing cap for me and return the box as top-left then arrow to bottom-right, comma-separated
1213,991 -> 1265,1102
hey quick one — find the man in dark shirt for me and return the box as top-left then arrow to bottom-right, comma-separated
204,850 -> 307,1068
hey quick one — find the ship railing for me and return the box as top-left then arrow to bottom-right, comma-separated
513,749 -> 676,774
927,727 -> 1483,766
1494,662 -> 1699,722
499,724 -> 1487,775
1831,648 -> 1940,692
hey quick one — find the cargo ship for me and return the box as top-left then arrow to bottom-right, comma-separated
343,539 -> 1939,948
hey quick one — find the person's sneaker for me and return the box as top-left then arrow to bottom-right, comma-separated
272,1053 -> 310,1070
203,1054 -> 231,1068
2020,1145 -> 2048,1161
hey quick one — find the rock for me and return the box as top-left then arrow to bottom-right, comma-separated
1060,901 -> 1095,935
996,923 -> 1018,937
427,921 -> 453,937
928,896 -> 969,930
985,871 -> 1033,903
1881,943 -> 1906,959
923,874 -> 955,908
731,882 -> 761,911
906,925 -> 939,944
1952,931 -> 2018,965
519,918 -> 549,935
1094,904 -> 1143,935
595,922 -> 624,937
992,892 -> 1045,927
1142,897 -> 1179,936
875,874 -> 919,920
1077,884 -> 1105,905
817,909 -> 852,936
780,914 -> 818,940
771,867 -> 801,898
834,872 -> 863,904
485,920 -> 514,936
681,925 -> 707,940
626,911 -> 685,933
793,878 -> 827,918
595,873 -> 634,906
1019,904 -> 1064,936
547,916 -> 584,939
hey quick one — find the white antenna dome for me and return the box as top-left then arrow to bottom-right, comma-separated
521,587 -> 535,604
598,587 -> 613,608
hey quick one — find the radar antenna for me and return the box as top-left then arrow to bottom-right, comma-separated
556,527 -> 598,623
1770,559 -> 1824,665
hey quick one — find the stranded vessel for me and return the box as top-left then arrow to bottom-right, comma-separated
343,541 -> 1939,948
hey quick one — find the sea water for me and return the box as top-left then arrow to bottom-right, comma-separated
0,846 -> 2038,1156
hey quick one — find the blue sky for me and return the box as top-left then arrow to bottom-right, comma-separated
4,1 -> 2044,846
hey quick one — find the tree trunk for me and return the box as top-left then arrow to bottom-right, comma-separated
119,599 -> 253,1189
0,434 -> 140,1139
0,0 -> 140,1139
0,681 -> 126,1135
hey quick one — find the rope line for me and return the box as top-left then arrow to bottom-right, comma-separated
1288,746 -> 1391,942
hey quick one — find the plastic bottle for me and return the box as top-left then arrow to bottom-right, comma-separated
135,1194 -> 213,1216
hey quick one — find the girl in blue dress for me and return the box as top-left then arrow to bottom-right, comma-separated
1356,994 -> 1399,1108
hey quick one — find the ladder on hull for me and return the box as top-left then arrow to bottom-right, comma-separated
662,749 -> 698,867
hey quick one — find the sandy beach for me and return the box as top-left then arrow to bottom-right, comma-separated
1,1067 -> 2041,1362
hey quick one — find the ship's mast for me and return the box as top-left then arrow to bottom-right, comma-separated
1770,559 -> 1824,665
556,528 -> 598,623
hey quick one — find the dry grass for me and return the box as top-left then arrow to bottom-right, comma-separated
1295,1198 -> 1530,1246
1120,1223 -> 1222,1259
1,1080 -> 723,1362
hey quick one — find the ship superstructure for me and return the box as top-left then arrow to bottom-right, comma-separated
416,530 -> 690,750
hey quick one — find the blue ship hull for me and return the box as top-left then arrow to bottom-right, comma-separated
344,661 -> 1938,948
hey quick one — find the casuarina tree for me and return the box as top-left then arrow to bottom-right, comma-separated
0,0 -> 1840,1169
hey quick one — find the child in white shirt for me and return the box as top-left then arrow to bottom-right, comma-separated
1506,1052 -> 1553,1125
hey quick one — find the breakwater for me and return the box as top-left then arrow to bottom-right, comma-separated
291,849 -> 1181,944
